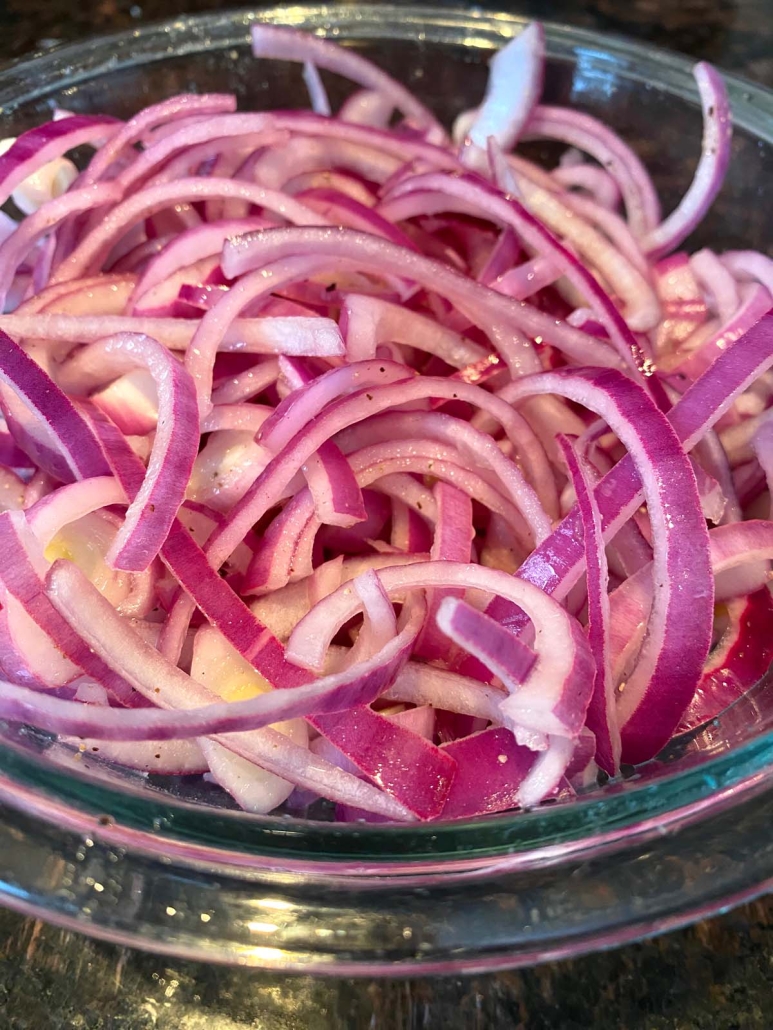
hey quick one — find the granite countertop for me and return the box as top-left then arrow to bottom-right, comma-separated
0,1 -> 772,1027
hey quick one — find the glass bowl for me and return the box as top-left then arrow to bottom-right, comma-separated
1,4 -> 773,976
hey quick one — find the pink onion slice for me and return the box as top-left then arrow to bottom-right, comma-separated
221,225 -> 623,374
0,115 -> 121,209
287,561 -> 595,741
87,334 -> 199,573
312,704 -> 457,819
496,368 -> 713,762
642,64 -> 732,259
412,480 -> 474,662
32,557 -> 426,739
558,434 -> 619,775
484,312 -> 773,637
379,174 -> 646,372
676,588 -> 773,734
302,440 -> 367,528
524,105 -> 661,237
0,182 -> 122,308
439,727 -> 539,819
0,510 -> 137,702
0,329 -> 111,483
249,24 -> 444,135
462,23 -> 545,165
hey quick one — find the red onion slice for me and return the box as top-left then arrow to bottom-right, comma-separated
462,23 -> 545,165
81,334 -> 199,573
496,368 -> 713,762
558,434 -> 619,775
0,115 -> 120,209
250,25 -> 444,135
287,560 -> 595,741
642,64 -> 732,259
0,329 -> 111,483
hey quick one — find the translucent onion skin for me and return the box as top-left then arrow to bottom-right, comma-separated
0,22 -> 770,824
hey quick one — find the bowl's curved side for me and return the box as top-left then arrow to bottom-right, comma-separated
2,761 -> 773,973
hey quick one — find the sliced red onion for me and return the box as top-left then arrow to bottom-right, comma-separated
338,89 -> 394,127
0,594 -> 79,689
553,162 -> 621,208
64,736 -> 208,775
483,313 -> 773,648
211,357 -> 279,405
25,475 -> 126,547
29,315 -> 344,382
302,440 -> 367,528
642,65 -> 732,259
565,727 -> 598,789
0,510 -> 137,701
204,373 -> 554,580
439,727 -> 543,819
676,588 -> 773,734
752,416 -> 773,520
609,518 -> 773,687
380,173 -> 646,371
249,24 -> 443,134
298,187 -> 419,249
341,293 -> 489,367
413,481 -> 474,662
199,404 -> 272,435
29,558 -> 427,739
287,561 -> 595,741
690,248 -> 740,323
0,115 -> 120,209
462,23 -> 544,165
82,94 -> 237,184
517,734 -> 575,808
558,434 -> 619,775
493,256 -> 560,301
524,106 -> 661,236
0,30 -> 767,825
312,704 -> 457,820
494,368 -> 713,763
388,496 -> 433,553
258,359 -> 415,454
116,112 -> 457,198
0,329 -> 111,482
721,251 -> 773,296
220,225 -> 624,374
0,466 -> 25,511
52,178 -> 334,285
92,370 -> 159,436
0,182 -> 122,308
515,374 -> 713,762
510,171 -> 661,332
302,61 -> 332,117
382,662 -> 508,722
434,598 -> 541,718
128,218 -> 266,309
692,429 -> 742,525
72,334 -> 198,573
668,284 -> 772,385
690,455 -> 728,525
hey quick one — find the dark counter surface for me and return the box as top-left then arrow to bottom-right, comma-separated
0,1 -> 772,1027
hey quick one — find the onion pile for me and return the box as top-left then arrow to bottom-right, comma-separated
0,23 -> 770,823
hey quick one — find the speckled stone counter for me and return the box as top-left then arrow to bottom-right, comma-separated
0,1 -> 771,1027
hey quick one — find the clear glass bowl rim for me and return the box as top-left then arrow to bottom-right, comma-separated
0,3 -> 771,873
